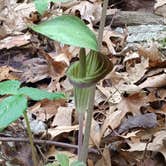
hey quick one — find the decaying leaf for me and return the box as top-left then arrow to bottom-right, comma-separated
65,1 -> 102,24
139,72 -> 166,88
0,66 -> 19,81
0,33 -> 31,49
45,125 -> 79,138
95,147 -> 111,166
0,1 -> 35,36
128,130 -> 166,159
118,113 -> 157,134
52,106 -> 73,127
138,43 -> 165,67
154,0 -> 166,17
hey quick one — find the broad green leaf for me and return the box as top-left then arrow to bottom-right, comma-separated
56,153 -> 69,166
0,80 -> 21,95
71,160 -> 86,166
0,95 -> 27,131
31,15 -> 98,51
18,87 -> 65,101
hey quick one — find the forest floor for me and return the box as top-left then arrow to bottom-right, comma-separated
0,0 -> 166,165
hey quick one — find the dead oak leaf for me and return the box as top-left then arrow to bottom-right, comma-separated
138,43 -> 165,68
29,99 -> 65,121
101,93 -> 148,139
0,66 -> 19,81
128,130 -> 166,160
45,125 -> 79,139
118,113 -> 157,134
52,106 -> 73,127
154,0 -> 166,17
139,72 -> 166,88
65,1 -> 102,24
21,57 -> 49,83
39,50 -> 68,78
0,33 -> 31,49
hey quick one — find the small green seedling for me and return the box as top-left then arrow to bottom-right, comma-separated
0,80 -> 65,131
0,80 -> 65,166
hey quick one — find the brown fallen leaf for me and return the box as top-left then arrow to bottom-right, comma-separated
52,106 -> 73,127
128,130 -> 166,159
0,33 -> 31,49
0,1 -> 35,36
138,43 -> 165,68
101,93 -> 149,141
0,66 -> 19,81
95,146 -> 112,166
29,99 -> 65,122
39,50 -> 68,78
89,119 -> 101,147
21,57 -> 49,83
45,125 -> 79,139
125,56 -> 149,84
154,0 -> 166,17
139,73 -> 166,88
65,1 -> 102,24
118,113 -> 157,134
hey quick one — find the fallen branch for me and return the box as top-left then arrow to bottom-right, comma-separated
106,11 -> 166,27
0,136 -> 99,154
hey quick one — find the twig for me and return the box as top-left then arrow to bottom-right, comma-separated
0,136 -> 100,154
98,0 -> 109,50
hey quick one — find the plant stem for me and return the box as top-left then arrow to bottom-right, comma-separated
98,0 -> 109,50
79,86 -> 96,162
23,112 -> 38,166
78,0 -> 109,162
79,48 -> 86,77
78,111 -> 84,158
77,48 -> 86,159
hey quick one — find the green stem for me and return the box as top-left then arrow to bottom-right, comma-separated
77,48 -> 86,159
79,86 -> 96,162
98,0 -> 109,50
23,112 -> 38,166
78,0 -> 109,163
79,48 -> 86,77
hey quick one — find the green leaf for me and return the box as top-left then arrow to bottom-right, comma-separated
18,87 -> 65,101
31,15 -> 98,51
0,95 -> 27,131
0,80 -> 21,95
56,153 -> 69,166
34,0 -> 74,15
71,160 -> 86,166
34,0 -> 48,15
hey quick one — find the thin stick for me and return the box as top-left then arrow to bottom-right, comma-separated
23,112 -> 38,166
0,136 -> 99,154
98,0 -> 109,50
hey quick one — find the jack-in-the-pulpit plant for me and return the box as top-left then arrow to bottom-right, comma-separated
31,0 -> 113,164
